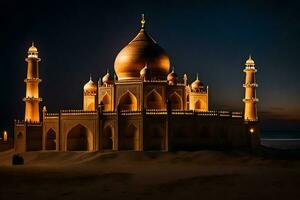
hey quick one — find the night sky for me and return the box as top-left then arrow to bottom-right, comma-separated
0,0 -> 300,135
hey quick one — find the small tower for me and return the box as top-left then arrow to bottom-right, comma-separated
189,73 -> 208,111
83,75 -> 97,111
243,56 -> 258,121
23,42 -> 42,123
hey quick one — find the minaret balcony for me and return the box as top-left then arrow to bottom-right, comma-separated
243,68 -> 257,72
243,98 -> 259,102
243,83 -> 258,87
22,97 -> 43,102
24,78 -> 42,83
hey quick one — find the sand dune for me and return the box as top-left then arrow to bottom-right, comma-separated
0,150 -> 300,200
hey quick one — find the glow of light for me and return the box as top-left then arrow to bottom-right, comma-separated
249,128 -> 254,134
3,131 -> 7,142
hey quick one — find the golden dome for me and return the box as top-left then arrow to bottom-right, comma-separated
191,74 -> 204,91
114,17 -> 170,80
167,68 -> 178,85
246,55 -> 255,66
28,42 -> 38,53
84,76 -> 97,93
102,70 -> 113,85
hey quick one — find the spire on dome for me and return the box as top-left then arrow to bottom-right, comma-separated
141,13 -> 146,29
196,73 -> 199,80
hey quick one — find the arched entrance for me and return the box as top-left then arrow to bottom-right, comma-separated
67,124 -> 93,151
119,91 -> 137,111
123,124 -> 138,150
103,126 -> 113,150
46,129 -> 56,150
146,90 -> 163,109
169,92 -> 182,110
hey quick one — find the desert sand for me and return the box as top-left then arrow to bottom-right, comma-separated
0,149 -> 300,200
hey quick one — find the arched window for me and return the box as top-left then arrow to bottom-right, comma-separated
194,100 -> 201,110
146,90 -> 163,109
102,94 -> 111,111
119,91 -> 137,111
46,129 -> 56,150
169,92 -> 182,110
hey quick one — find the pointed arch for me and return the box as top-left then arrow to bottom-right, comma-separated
103,125 -> 113,150
101,93 -> 112,111
119,91 -> 137,111
66,124 -> 93,151
194,100 -> 201,110
169,92 -> 182,110
146,89 -> 163,109
46,129 -> 56,150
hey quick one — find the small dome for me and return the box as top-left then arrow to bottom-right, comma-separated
84,77 -> 97,93
246,55 -> 255,65
167,68 -> 178,85
28,42 -> 38,53
191,74 -> 204,91
102,70 -> 113,85
140,64 -> 150,78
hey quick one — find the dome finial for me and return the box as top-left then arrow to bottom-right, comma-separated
172,67 -> 175,72
32,41 -> 35,47
107,68 -> 109,74
89,74 -> 92,81
246,54 -> 255,66
196,73 -> 199,80
141,13 -> 146,29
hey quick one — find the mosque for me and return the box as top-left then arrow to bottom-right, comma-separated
14,16 -> 260,152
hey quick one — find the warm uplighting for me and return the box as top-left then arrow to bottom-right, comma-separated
249,128 -> 254,134
3,131 -> 8,142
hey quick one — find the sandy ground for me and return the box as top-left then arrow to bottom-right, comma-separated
0,149 -> 300,200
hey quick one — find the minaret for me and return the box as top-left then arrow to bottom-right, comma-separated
23,42 -> 42,123
243,55 -> 258,121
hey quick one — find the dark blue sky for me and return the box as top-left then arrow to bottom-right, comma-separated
0,0 -> 300,133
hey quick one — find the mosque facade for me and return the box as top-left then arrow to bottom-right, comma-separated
14,16 -> 260,152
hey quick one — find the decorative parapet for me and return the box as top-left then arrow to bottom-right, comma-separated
102,111 -> 117,116
60,109 -> 97,116
14,119 -> 43,126
45,113 -> 59,119
14,120 -> 25,126
45,113 -> 59,116
27,122 -> 43,126
102,109 -> 243,118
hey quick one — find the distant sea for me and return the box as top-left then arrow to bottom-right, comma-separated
261,130 -> 300,149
